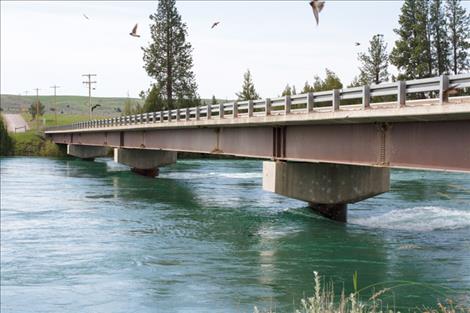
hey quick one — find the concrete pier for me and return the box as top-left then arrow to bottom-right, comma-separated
114,148 -> 177,177
67,144 -> 109,160
262,161 -> 390,222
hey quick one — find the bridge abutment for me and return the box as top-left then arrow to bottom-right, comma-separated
67,144 -> 109,160
262,161 -> 390,222
114,148 -> 177,177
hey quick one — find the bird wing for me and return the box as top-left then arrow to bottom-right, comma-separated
211,22 -> 219,29
312,6 -> 319,25
316,1 -> 325,13
132,24 -> 138,34
83,14 -> 89,19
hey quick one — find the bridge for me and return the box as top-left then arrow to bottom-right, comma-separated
45,73 -> 470,222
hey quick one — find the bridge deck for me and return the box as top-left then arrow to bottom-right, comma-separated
46,73 -> 470,173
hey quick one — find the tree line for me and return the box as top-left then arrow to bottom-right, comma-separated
132,0 -> 469,113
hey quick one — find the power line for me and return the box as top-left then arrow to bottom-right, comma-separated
82,74 -> 97,119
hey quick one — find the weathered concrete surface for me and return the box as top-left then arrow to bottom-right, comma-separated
114,148 -> 177,175
262,161 -> 390,221
67,144 -> 109,160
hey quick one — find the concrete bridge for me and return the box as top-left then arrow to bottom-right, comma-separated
46,74 -> 470,222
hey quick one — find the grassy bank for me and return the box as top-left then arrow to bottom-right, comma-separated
255,272 -> 470,313
9,131 -> 66,157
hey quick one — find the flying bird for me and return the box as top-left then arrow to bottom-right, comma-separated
83,14 -> 89,20
129,24 -> 140,37
355,42 -> 361,46
309,0 -> 325,26
91,104 -> 101,112
211,21 -> 220,29
443,85 -> 461,97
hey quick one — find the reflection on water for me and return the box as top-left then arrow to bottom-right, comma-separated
1,157 -> 469,313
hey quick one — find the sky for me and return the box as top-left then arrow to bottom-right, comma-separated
2,1 -> 468,99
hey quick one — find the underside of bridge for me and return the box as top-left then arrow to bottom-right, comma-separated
50,119 -> 469,222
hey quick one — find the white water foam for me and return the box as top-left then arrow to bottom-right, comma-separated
350,206 -> 470,232
161,172 -> 261,180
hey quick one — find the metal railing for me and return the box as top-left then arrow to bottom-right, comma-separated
46,73 -> 470,132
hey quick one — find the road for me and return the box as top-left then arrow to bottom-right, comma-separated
2,113 -> 29,133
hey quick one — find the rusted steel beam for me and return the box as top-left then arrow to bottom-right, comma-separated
48,120 -> 470,172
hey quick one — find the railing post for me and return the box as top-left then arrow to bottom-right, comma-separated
196,106 -> 200,120
265,98 -> 271,116
307,93 -> 314,113
160,111 -> 164,122
439,74 -> 449,104
397,81 -> 406,107
219,103 -> 224,118
362,85 -> 370,109
332,89 -> 340,111
176,108 -> 180,121
285,95 -> 291,115
248,100 -> 254,117
233,102 -> 238,118
186,107 -> 190,121
207,104 -> 211,119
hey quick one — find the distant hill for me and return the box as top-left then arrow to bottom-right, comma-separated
0,94 -> 142,116
0,94 -> 228,116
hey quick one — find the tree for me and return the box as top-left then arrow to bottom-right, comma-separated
28,100 -> 45,119
446,0 -> 470,74
317,69 -> 343,91
357,34 -> 389,84
0,116 -> 14,156
142,85 -> 164,112
211,95 -> 217,105
430,0 -> 451,74
302,81 -> 314,93
236,69 -> 260,100
281,84 -> 292,96
292,85 -> 297,95
142,0 -> 199,109
390,0 -> 433,79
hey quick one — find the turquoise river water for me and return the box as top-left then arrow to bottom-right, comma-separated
1,157 -> 470,312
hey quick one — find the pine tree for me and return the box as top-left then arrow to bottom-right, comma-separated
281,84 -> 292,96
430,0 -> 451,74
446,0 -> 470,74
211,95 -> 217,105
28,101 -> 45,119
143,85 -> 164,112
302,81 -> 314,93
292,85 -> 297,95
320,69 -> 343,91
391,0 -> 433,79
142,0 -> 199,109
357,34 -> 389,84
236,70 -> 260,100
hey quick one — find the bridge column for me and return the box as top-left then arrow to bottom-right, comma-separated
114,148 -> 177,177
262,161 -> 390,222
67,144 -> 109,161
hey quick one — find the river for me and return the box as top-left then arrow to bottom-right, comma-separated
1,157 -> 469,312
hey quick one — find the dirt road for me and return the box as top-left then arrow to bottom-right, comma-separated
2,113 -> 29,133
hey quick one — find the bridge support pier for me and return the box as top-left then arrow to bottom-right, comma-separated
114,148 -> 177,177
67,144 -> 109,160
262,161 -> 390,222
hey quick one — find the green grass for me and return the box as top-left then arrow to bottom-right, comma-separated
11,130 -> 65,157
254,272 -> 470,313
21,112 -> 100,130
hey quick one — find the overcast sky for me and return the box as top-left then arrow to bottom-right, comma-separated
2,1 -> 467,99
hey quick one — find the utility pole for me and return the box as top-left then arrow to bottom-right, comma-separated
33,88 -> 40,130
50,85 -> 60,125
82,74 -> 97,119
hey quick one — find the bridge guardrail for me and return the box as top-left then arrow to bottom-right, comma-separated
45,73 -> 470,132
